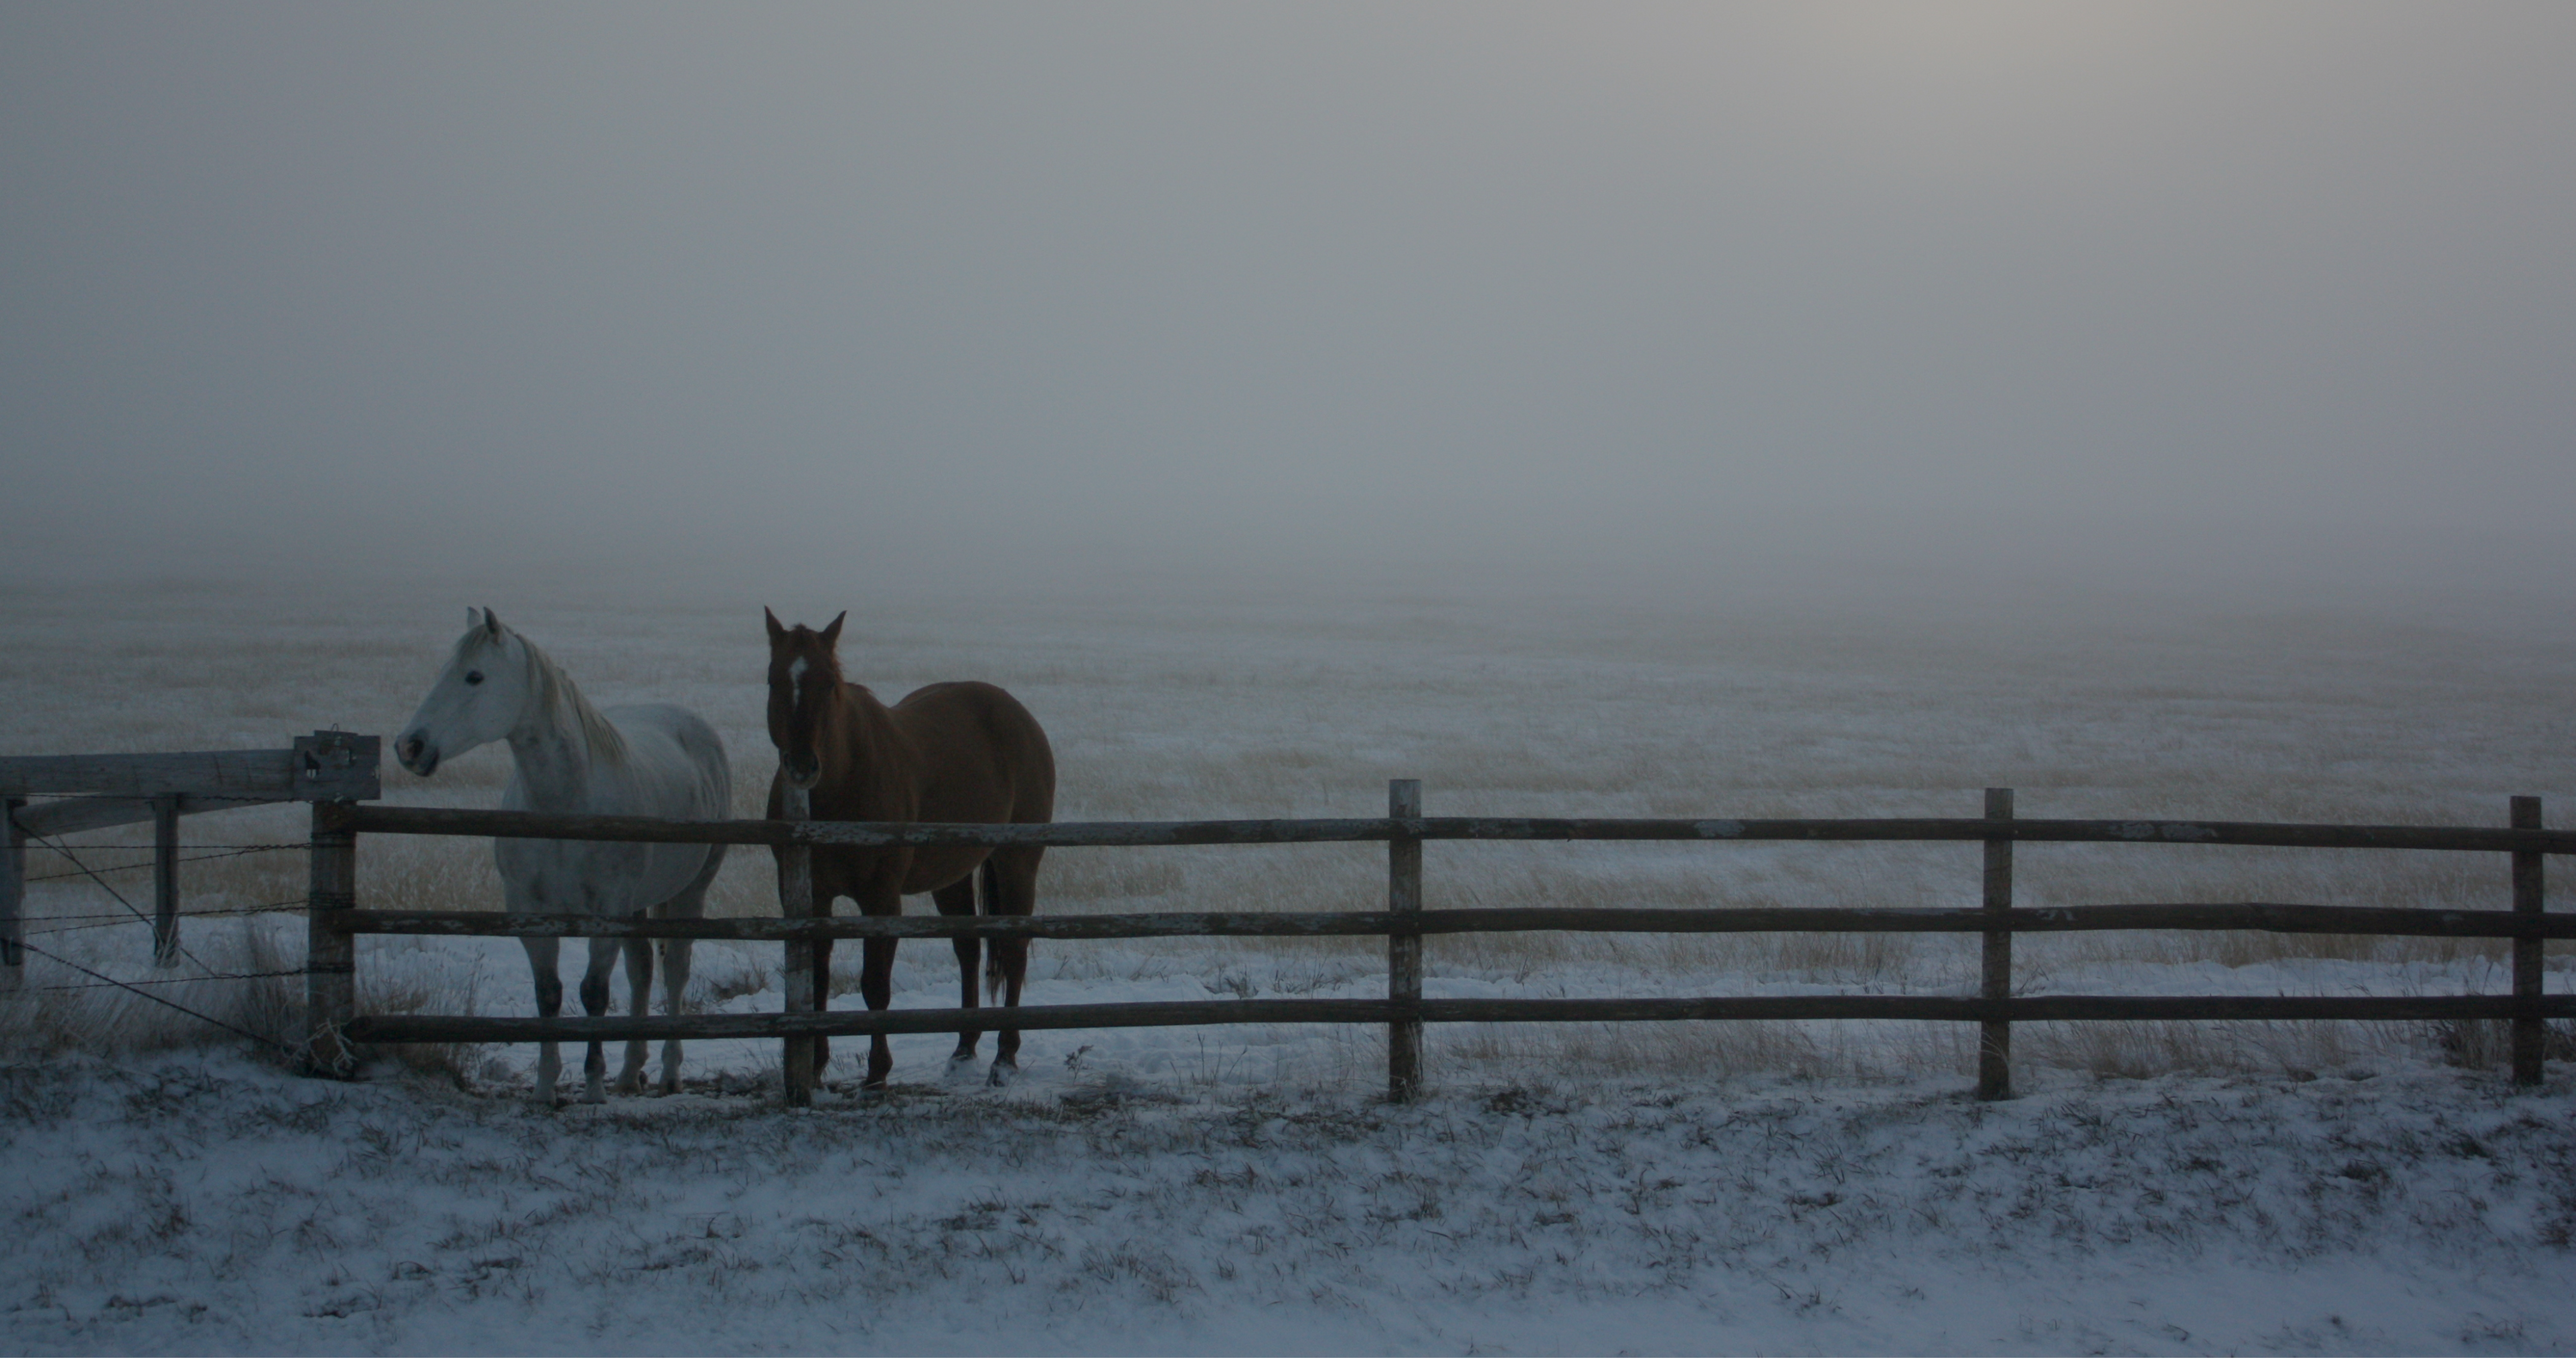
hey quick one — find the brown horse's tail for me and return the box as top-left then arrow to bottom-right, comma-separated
981,858 -> 1005,1002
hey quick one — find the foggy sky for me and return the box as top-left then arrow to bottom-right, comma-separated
4,3 -> 2570,608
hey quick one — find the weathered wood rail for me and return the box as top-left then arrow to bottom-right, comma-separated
308,784 -> 2568,1101
324,802 -> 2576,852
2,733 -> 378,978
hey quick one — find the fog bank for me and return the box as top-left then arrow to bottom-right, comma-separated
5,4 -> 2569,618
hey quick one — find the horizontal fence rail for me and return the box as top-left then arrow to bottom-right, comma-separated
331,803 -> 2576,855
12,794 -> 283,841
306,783 -> 2567,1101
348,993 -> 2576,1047
337,904 -> 2576,942
3,737 -> 380,803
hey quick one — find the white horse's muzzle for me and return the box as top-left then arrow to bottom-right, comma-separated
397,732 -> 440,777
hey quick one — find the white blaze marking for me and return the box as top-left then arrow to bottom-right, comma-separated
787,657 -> 809,705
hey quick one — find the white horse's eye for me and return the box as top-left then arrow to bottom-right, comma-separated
465,670 -> 485,685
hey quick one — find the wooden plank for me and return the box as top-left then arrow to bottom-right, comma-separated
151,796 -> 179,968
1982,903 -> 2576,937
304,802 -> 358,1076
335,803 -> 1398,847
2,797 -> 22,980
1998,994 -> 2576,1022
335,902 -> 2576,943
778,784 -> 816,1107
343,991 -> 2576,1046
330,803 -> 2576,854
9,793 -> 289,840
354,996 -> 1408,1043
0,750 -> 301,799
1979,787 -> 2013,1100
2512,796 -> 2545,1087
0,734 -> 375,803
1387,779 -> 1423,1103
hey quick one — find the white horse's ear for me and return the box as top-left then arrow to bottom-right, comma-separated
820,611 -> 847,649
465,606 -> 483,629
764,606 -> 785,641
483,608 -> 503,636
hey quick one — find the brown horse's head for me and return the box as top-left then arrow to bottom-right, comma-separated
764,607 -> 847,790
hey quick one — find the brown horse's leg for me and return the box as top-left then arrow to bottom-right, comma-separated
933,877 -> 981,1066
811,935 -> 833,1077
860,936 -> 896,1087
988,847 -> 1042,1081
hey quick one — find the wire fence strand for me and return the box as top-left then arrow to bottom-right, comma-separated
22,844 -> 304,883
22,831 -> 229,977
16,898 -> 311,937
9,793 -> 290,803
10,938 -> 305,1060
10,963 -> 314,993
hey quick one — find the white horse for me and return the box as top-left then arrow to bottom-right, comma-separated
394,608 -> 731,1105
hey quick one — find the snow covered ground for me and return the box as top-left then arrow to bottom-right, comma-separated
5,1046 -> 2574,1355
4,578 -> 2574,1351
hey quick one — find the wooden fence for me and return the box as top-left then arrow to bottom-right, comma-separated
8,737 -> 2563,1100
2,733 -> 378,976
309,779 -> 2573,1104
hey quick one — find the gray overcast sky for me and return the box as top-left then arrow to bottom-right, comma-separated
3,3 -> 2570,606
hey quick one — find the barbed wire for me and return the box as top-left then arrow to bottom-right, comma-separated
9,961 -> 313,993
6,792 -> 299,803
11,937 -> 307,1060
23,844 -> 308,852
22,843 -> 304,882
15,897 -> 311,937
21,829 -> 226,977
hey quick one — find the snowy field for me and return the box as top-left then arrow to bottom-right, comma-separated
4,578 -> 2575,1352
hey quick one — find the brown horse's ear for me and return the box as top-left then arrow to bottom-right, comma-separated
763,606 -> 785,642
820,611 -> 846,650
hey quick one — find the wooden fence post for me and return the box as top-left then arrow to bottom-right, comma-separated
2,797 -> 23,986
779,784 -> 817,1106
2512,795 -> 2545,1087
1978,787 -> 2014,1100
152,794 -> 180,967
1388,778 -> 1424,1102
304,801 -> 358,1075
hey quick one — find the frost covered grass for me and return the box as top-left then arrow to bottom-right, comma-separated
4,1051 -> 2575,1353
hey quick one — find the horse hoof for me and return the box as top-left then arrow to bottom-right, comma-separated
580,1087 -> 607,1106
946,1053 -> 981,1080
987,1061 -> 1017,1088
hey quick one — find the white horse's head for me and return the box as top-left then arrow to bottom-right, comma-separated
396,607 -> 531,777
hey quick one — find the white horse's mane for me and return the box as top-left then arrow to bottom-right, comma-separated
526,638 -> 630,768
465,626 -> 629,767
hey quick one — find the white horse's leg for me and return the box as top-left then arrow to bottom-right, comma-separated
578,937 -> 620,1103
523,936 -> 564,1105
617,935 -> 653,1095
658,936 -> 694,1094
657,846 -> 721,1094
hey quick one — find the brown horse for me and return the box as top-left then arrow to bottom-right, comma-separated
763,609 -> 1056,1088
